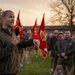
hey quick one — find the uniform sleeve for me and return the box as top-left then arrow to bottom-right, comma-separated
47,37 -> 51,51
54,42 -> 62,55
50,37 -> 53,50
65,41 -> 75,56
17,39 -> 34,49
0,40 -> 15,59
54,43 -> 58,55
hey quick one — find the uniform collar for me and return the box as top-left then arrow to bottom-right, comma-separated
1,27 -> 12,36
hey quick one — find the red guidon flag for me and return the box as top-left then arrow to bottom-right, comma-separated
32,19 -> 40,48
39,14 -> 48,58
15,11 -> 23,37
32,19 -> 39,40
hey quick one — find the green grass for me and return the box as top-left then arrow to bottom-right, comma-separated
17,51 -> 50,75
17,50 -> 74,75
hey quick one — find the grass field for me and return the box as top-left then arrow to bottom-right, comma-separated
17,50 -> 74,75
17,50 -> 51,75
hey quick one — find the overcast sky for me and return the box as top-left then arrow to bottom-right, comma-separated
0,0 -> 56,26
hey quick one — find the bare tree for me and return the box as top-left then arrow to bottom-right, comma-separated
48,0 -> 75,26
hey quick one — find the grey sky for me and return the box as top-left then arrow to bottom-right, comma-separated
0,0 -> 56,26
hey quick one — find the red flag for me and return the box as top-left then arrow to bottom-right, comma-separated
32,19 -> 39,40
39,14 -> 48,58
15,11 -> 23,37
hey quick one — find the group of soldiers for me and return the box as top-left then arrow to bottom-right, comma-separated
47,30 -> 75,75
18,29 -> 38,69
19,29 -> 75,75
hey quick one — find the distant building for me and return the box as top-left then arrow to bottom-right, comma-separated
23,26 -> 75,35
